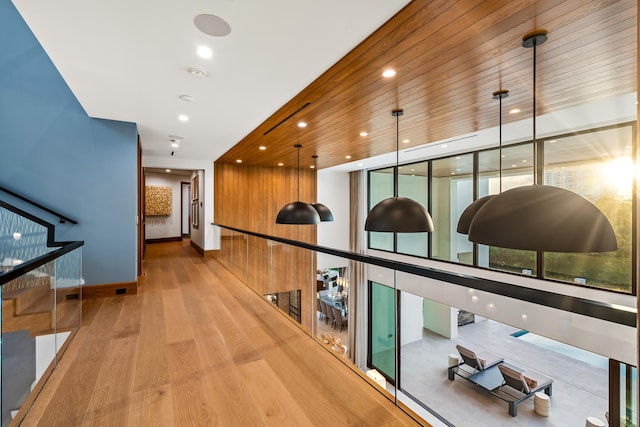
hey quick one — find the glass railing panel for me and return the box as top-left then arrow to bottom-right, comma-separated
53,247 -> 82,356
267,241 -> 312,330
214,225 -> 635,426
0,206 -> 51,273
316,254 -> 351,361
1,259 -> 55,426
395,269 -> 616,426
1,245 -> 82,426
218,226 -> 233,268
246,235 -> 270,295
231,231 -> 248,284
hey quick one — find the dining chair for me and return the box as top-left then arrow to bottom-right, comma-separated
324,301 -> 335,327
332,306 -> 347,332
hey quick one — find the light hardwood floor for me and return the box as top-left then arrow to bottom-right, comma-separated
21,240 -> 425,426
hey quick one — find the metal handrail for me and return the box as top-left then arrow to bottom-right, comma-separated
0,186 -> 78,224
214,223 -> 636,328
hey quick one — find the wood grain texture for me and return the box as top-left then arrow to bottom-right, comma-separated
216,0 -> 636,170
22,240 -> 424,426
214,162 -> 317,330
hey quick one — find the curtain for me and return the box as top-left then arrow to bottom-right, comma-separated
348,170 -> 368,369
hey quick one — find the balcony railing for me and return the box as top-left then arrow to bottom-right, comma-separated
1,203 -> 83,426
213,223 -> 636,427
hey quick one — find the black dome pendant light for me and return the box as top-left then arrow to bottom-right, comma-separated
365,109 -> 434,233
310,155 -> 334,222
276,144 -> 321,225
457,89 -> 509,234
468,30 -> 617,252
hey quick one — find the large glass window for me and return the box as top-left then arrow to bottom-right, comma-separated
368,168 -> 394,251
397,161 -> 429,257
543,125 -> 634,292
431,155 -> 473,264
366,124 -> 635,294
369,281 -> 396,382
477,143 -> 537,275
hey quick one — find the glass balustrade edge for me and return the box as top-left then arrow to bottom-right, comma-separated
214,224 -> 636,327
0,241 -> 84,286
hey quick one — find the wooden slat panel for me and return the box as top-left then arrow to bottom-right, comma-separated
216,0 -> 636,169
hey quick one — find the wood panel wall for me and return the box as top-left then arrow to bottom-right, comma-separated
214,162 -> 318,330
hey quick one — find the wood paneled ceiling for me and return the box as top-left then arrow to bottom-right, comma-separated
216,0 -> 637,170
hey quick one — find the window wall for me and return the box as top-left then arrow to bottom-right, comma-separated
368,167 -> 394,251
477,143 -> 537,275
431,154 -> 473,264
542,126 -> 634,292
367,123 -> 636,294
398,162 -> 429,257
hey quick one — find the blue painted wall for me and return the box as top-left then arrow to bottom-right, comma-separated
0,0 -> 138,285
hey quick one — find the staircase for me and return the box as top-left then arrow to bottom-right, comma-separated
2,273 -> 81,337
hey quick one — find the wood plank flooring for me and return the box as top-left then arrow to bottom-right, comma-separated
21,240 -> 425,426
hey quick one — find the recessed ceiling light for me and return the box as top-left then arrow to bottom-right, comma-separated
178,114 -> 189,122
358,163 -> 364,166
441,144 -> 448,148
259,146 -> 266,150
548,139 -> 556,143
360,132 -> 368,137
166,169 -> 171,173
179,94 -> 196,102
382,69 -> 396,78
511,164 -> 517,167
298,121 -> 307,128
456,168 -> 461,171
236,159 -> 242,163
410,169 -> 415,172
194,14 -> 232,37
278,163 -> 284,166
501,154 -> 506,158
196,46 -> 213,59
521,159 -> 527,163
188,67 -> 207,78
509,108 -> 520,114
450,172 -> 456,175
171,142 -> 180,148
455,156 -> 461,160
345,155 -> 351,159
402,139 -> 410,143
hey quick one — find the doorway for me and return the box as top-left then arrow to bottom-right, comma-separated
181,182 -> 191,238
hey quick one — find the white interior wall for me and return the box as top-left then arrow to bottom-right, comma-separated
316,169 -> 350,270
144,172 -> 184,240
400,292 -> 425,345
423,299 -> 457,339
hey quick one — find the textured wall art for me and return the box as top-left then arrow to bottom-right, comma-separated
145,185 -> 172,216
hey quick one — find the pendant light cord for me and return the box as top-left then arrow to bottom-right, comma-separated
499,94 -> 503,193
293,144 -> 302,201
532,41 -> 538,185
297,146 -> 300,201
392,109 -> 403,198
313,155 -> 318,202
395,112 -> 399,197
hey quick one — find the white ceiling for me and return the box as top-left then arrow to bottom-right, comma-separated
12,0 -> 410,164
